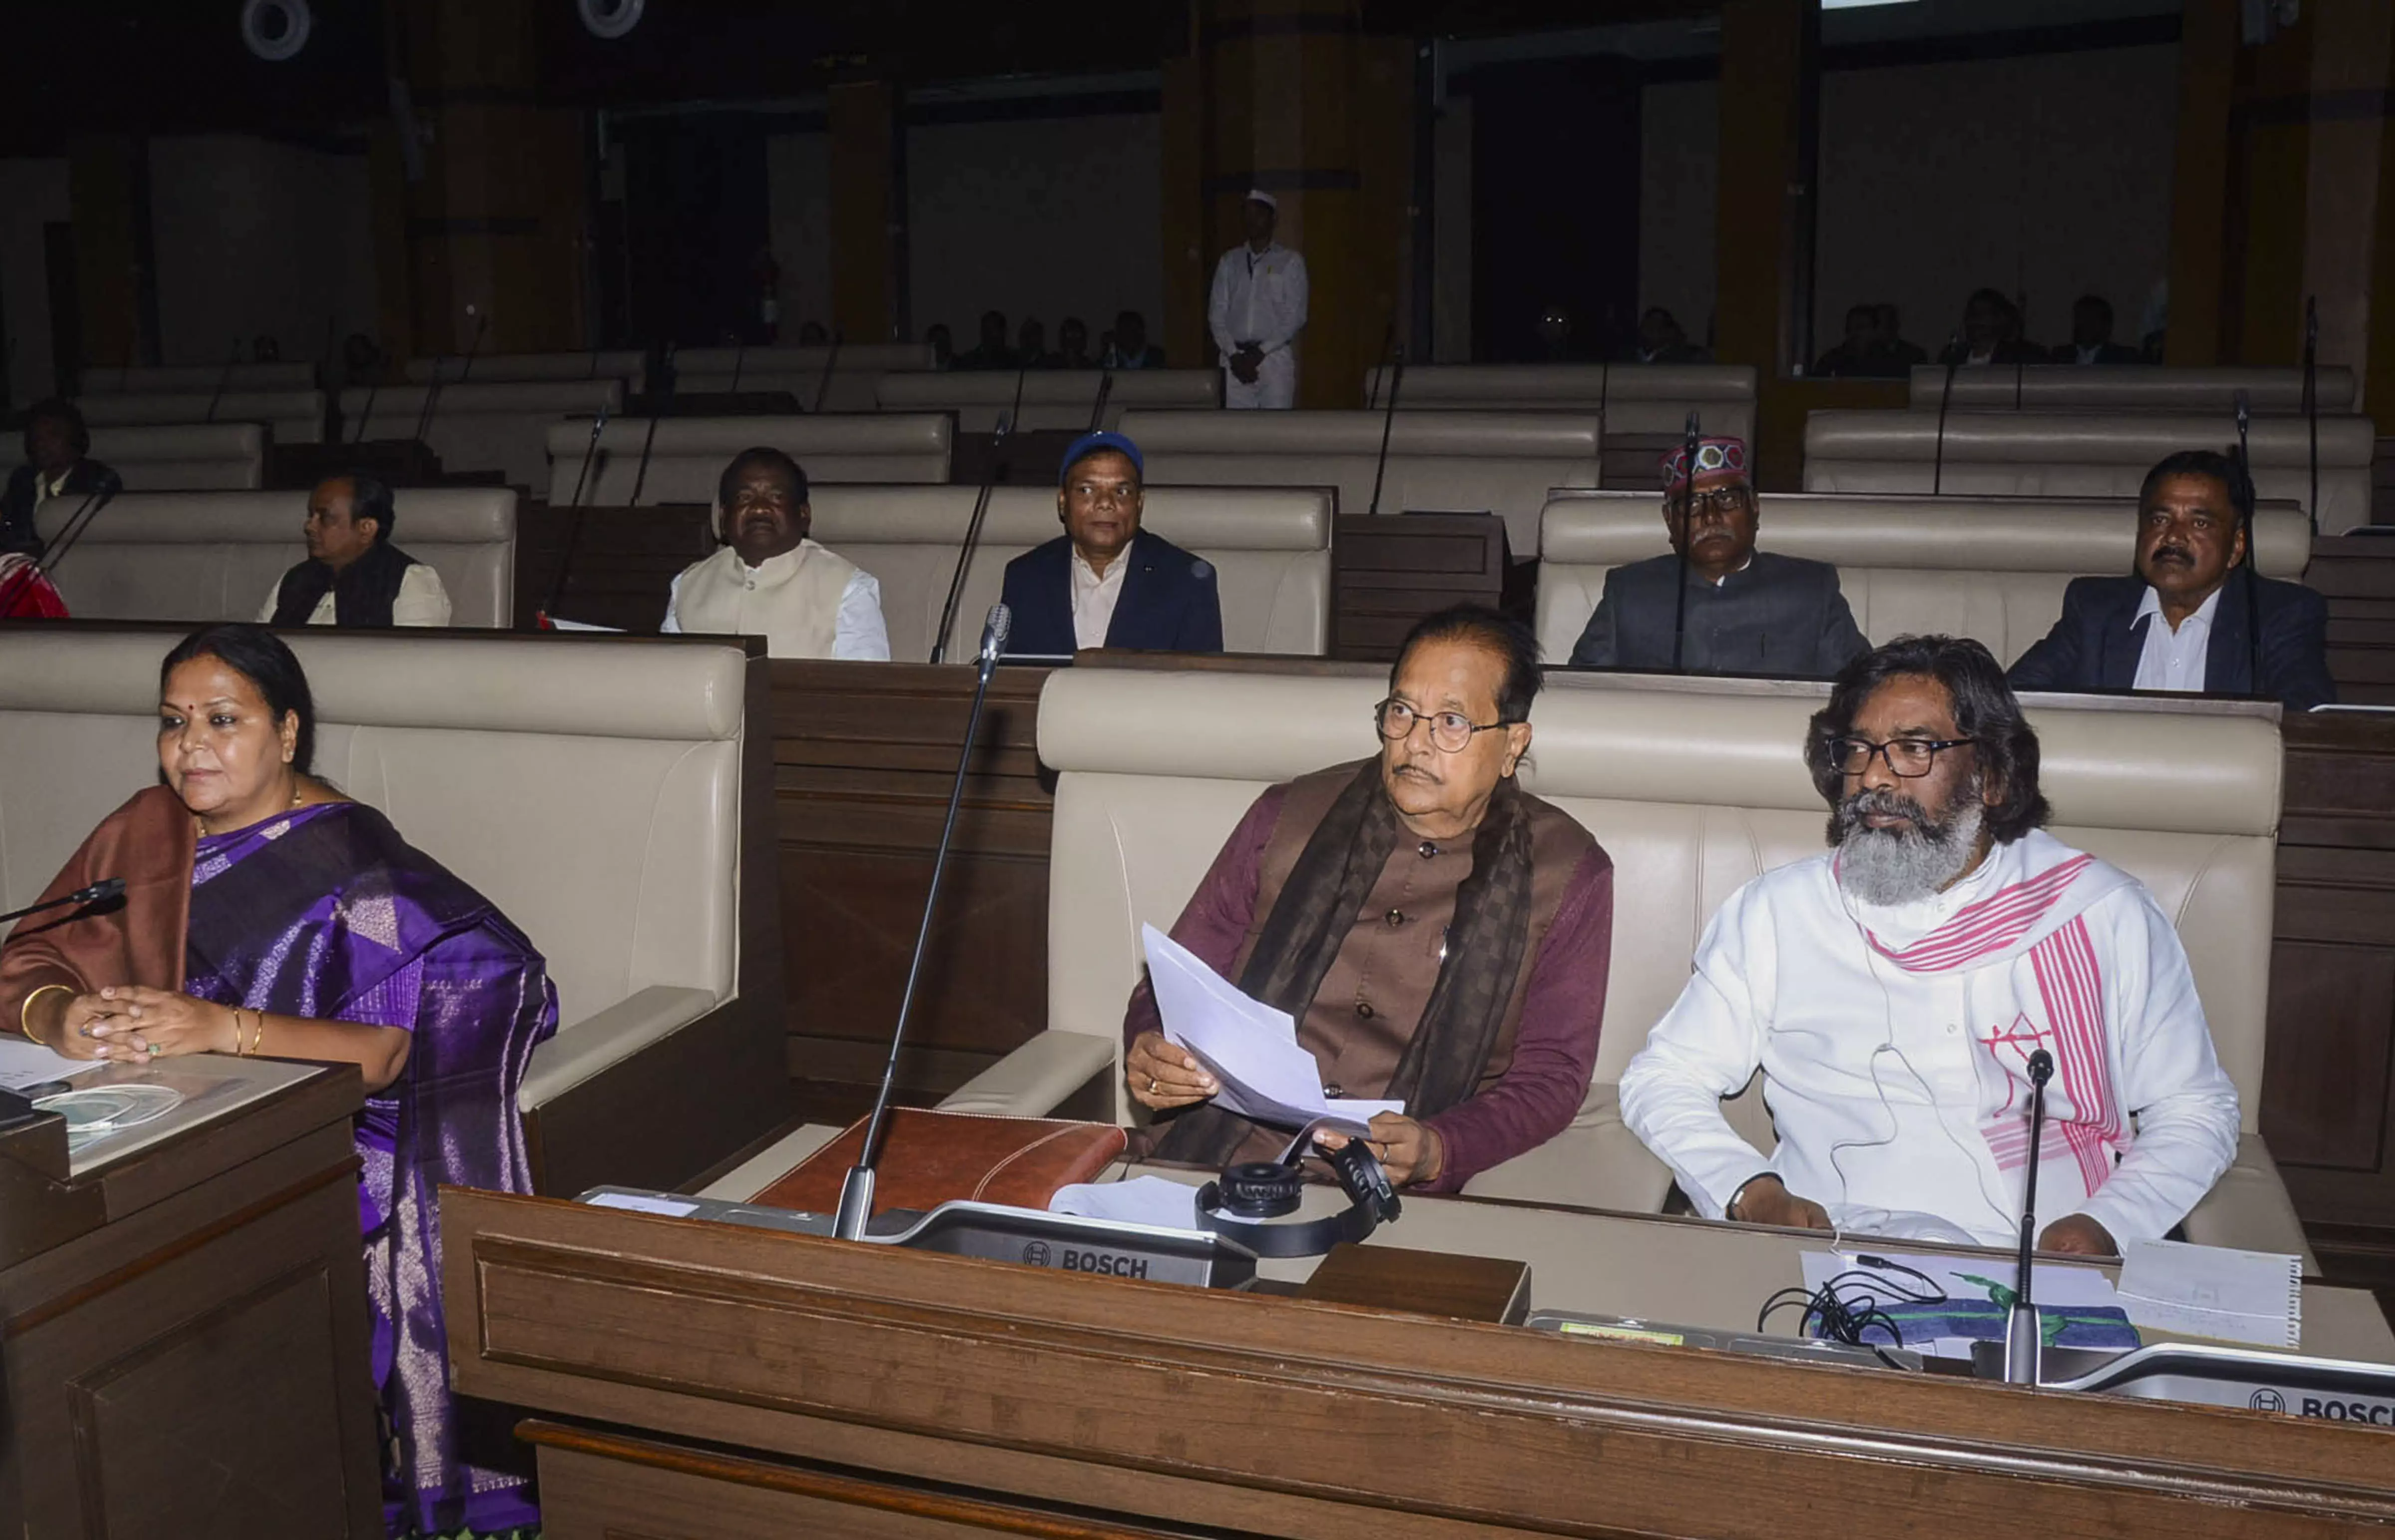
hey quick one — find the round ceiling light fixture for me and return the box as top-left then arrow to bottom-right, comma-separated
240,0 -> 313,62
578,0 -> 646,40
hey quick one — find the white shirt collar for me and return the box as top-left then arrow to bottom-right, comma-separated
2133,580 -> 2224,635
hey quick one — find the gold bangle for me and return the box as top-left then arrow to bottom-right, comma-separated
231,1007 -> 248,1056
249,1012 -> 266,1057
19,985 -> 71,1048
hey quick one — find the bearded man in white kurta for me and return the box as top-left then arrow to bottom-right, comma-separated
1620,635 -> 2239,1256
662,446 -> 890,660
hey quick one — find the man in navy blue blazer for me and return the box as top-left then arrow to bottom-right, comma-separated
998,431 -> 1224,657
2007,449 -> 2336,711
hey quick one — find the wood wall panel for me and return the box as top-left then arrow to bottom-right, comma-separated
2263,940 -> 2395,1170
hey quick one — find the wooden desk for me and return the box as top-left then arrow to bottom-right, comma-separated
442,1187 -> 2395,1540
2309,534 -> 2395,704
2,1057 -> 380,1537
1330,511 -> 1510,660
513,501 -> 711,631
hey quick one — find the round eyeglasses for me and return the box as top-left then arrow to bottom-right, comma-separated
1377,698 -> 1510,754
1827,735 -> 1975,778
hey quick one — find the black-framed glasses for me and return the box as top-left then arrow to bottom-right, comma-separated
1667,487 -> 1750,519
1376,698 -> 1509,754
1828,735 -> 1976,778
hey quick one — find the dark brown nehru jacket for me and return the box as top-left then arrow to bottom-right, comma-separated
0,786 -> 194,1031
1125,764 -> 1614,1190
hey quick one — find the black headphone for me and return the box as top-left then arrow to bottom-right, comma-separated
1194,1137 -> 1401,1259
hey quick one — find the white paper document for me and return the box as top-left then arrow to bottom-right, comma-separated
583,1191 -> 701,1217
2117,1238 -> 2302,1348
0,1037 -> 105,1094
1049,1174 -> 1204,1230
1140,923 -> 1403,1138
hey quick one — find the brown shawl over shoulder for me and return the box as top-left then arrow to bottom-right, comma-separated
0,785 -> 195,1030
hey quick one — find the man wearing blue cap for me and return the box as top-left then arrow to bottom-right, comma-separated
998,432 -> 1223,656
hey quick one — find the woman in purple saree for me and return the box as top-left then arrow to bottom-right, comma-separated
0,625 -> 554,1538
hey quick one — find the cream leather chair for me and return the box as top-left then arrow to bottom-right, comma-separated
941,663 -> 2306,1261
34,488 -> 515,628
86,424 -> 265,491
81,362 -> 317,395
406,350 -> 650,396
874,369 -> 1220,432
340,379 -> 623,491
1117,409 -> 1599,555
0,627 -> 784,1198
1362,363 -> 1757,442
545,415 -> 954,506
1804,409 -> 2375,530
807,485 -> 1332,660
1909,364 -> 2358,414
76,391 -> 326,446
675,343 -> 938,413
1533,491 -> 2315,667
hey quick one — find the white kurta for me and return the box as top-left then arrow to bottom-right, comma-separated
1207,241 -> 1308,410
256,562 -> 452,627
1618,829 -> 2239,1247
662,541 -> 890,660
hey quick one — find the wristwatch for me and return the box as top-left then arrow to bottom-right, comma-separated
1725,1170 -> 1775,1223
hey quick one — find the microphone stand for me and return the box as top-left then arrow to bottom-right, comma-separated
2003,1049 -> 2056,1385
809,329 -> 844,413
1087,368 -> 1115,434
1005,360 -> 1031,441
0,476 -> 122,616
1365,344 -> 1406,517
1670,411 -> 1699,674
929,417 -> 1013,663
2234,391 -> 2264,696
2303,296 -> 2320,536
628,347 -> 676,508
204,339 -> 240,424
728,339 -> 747,396
1933,337 -> 1961,495
1366,315 -> 1396,411
2012,292 -> 2027,412
0,878 -> 127,929
835,601 -> 1014,1241
537,405 -> 612,627
412,308 -> 487,452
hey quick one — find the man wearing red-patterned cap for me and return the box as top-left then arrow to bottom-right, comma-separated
1566,436 -> 1868,677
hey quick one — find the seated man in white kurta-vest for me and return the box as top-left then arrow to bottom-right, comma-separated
1620,634 -> 2239,1257
661,447 -> 890,659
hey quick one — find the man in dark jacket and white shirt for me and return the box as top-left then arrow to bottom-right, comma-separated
1568,437 -> 1870,678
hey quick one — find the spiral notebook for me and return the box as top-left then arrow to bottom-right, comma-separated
2116,1238 -> 2303,1348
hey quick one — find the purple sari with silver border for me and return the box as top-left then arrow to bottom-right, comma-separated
185,802 -> 555,1537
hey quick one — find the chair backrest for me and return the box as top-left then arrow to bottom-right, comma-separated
81,362 -> 318,395
1803,409 -> 2376,529
807,485 -> 1333,659
34,488 -> 515,628
1908,364 -> 2359,414
1361,363 -> 1758,440
1038,665 -> 2280,1133
0,629 -> 750,1043
405,350 -> 650,395
86,424 -> 265,490
1116,409 -> 1600,555
873,369 -> 1220,432
76,391 -> 326,446
339,380 -> 624,490
674,343 -> 939,412
543,415 -> 954,506
1533,490 -> 2316,666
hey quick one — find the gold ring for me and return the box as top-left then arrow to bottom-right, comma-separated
1147,1077 -> 1160,1095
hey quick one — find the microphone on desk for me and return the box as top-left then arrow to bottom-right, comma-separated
2002,1047 -> 2056,1386
536,404 -> 612,629
1933,335 -> 1961,495
2233,389 -> 2263,694
1365,341 -> 1406,518
835,602 -> 1013,1242
0,878 -> 126,930
930,416 -> 1013,664
1669,410 -> 1699,674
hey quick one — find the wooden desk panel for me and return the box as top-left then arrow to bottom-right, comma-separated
443,1190 -> 2395,1540
514,501 -> 712,631
1331,512 -> 1510,661
2308,535 -> 2395,705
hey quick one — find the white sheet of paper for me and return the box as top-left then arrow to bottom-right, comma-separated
545,618 -> 626,633
2117,1238 -> 2302,1348
1049,1174 -> 1203,1230
1140,923 -> 1403,1138
0,1037 -> 105,1093
583,1191 -> 700,1217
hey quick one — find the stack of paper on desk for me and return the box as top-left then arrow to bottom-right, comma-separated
1141,923 -> 1403,1138
2117,1238 -> 2303,1348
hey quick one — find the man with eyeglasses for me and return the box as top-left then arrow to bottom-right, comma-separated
998,432 -> 1222,656
1620,635 -> 2238,1256
1120,605 -> 1614,1190
1566,437 -> 1868,677
662,446 -> 891,659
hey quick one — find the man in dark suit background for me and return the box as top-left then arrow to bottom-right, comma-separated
2050,295 -> 2143,366
999,431 -> 1223,657
2007,449 -> 2335,711
1567,436 -> 1869,678
1,400 -> 115,558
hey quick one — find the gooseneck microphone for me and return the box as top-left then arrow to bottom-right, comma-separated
1670,410 -> 1699,674
0,878 -> 127,929
810,328 -> 844,414
2303,296 -> 2320,536
537,404 -> 612,628
2,469 -> 125,615
930,416 -> 1013,663
1087,368 -> 1114,435
1933,334 -> 1961,495
204,338 -> 241,424
2002,1047 -> 2056,1386
1365,342 -> 1406,517
835,602 -> 1013,1241
2234,390 -> 2264,696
